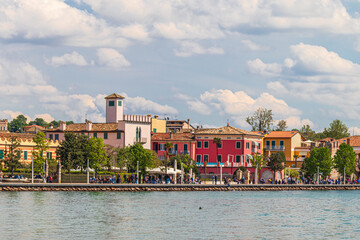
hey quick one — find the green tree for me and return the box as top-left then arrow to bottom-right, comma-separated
302,147 -> 333,178
170,154 -> 198,175
128,143 -> 157,176
323,120 -> 350,139
334,143 -> 356,179
275,120 -> 287,131
246,108 -> 273,132
213,137 -> 222,175
116,146 -> 131,172
29,118 -> 48,127
299,125 -> 316,140
8,115 -> 28,132
56,133 -> 84,179
3,136 -> 22,174
32,132 -> 50,174
87,137 -> 107,175
267,152 -> 286,181
250,153 -> 267,184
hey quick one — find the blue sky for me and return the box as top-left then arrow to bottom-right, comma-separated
1,0 -> 360,133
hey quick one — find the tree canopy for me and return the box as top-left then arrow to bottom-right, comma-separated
333,143 -> 356,177
32,132 -> 50,173
8,115 -> 27,132
302,147 -> 333,177
275,120 -> 287,131
246,108 -> 273,132
267,152 -> 286,179
323,120 -> 350,139
2,136 -> 22,174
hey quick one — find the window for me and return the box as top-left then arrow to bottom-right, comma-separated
153,128 -> 157,133
196,155 -> 202,163
24,151 -> 28,160
280,140 -> 284,149
0,150 -> 3,159
55,134 -> 59,141
217,155 -> 222,162
271,140 -> 276,147
104,132 -> 108,139
49,134 -> 53,140
109,101 -> 115,106
93,132 -> 97,138
118,100 -> 122,106
159,144 -> 165,151
266,140 -> 270,148
236,155 -> 241,163
204,155 -> 209,163
204,141 -> 209,148
217,142 -> 222,148
117,132 -> 121,139
197,141 -> 202,148
246,142 -> 250,149
46,152 -> 53,159
183,144 -> 188,154
17,151 -> 21,160
236,142 -> 241,149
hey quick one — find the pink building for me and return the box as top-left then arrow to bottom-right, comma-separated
194,125 -> 263,175
151,132 -> 196,160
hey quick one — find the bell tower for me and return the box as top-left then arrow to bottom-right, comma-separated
105,93 -> 125,123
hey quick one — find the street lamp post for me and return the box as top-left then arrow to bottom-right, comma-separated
87,159 -> 89,184
31,157 -> 34,184
137,161 -> 139,184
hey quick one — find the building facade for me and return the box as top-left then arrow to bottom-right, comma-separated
166,119 -> 194,133
45,93 -> 151,149
0,132 -> 59,165
151,115 -> 166,133
194,125 -> 263,175
151,132 -> 196,160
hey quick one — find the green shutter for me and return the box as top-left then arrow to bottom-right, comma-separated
109,101 -> 115,106
118,101 -> 122,106
0,150 -> 3,159
117,132 -> 121,139
104,133 -> 108,139
24,151 -> 28,160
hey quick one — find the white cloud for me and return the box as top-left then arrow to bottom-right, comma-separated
46,51 -> 88,67
241,40 -> 268,51
185,89 -> 310,128
34,113 -> 54,122
284,116 -> 314,130
256,43 -> 360,120
349,126 -> 360,136
247,58 -> 282,76
174,41 -> 224,57
121,93 -> 178,115
96,48 -> 131,69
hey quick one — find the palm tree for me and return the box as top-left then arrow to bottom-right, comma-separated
294,154 -> 298,168
213,137 -> 221,176
165,142 -> 173,175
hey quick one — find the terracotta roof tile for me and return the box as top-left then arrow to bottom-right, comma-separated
151,132 -> 195,141
265,131 -> 300,138
105,93 -> 125,99
0,132 -> 36,141
195,126 -> 261,136
46,123 -> 121,132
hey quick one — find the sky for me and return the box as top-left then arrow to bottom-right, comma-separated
1,0 -> 360,133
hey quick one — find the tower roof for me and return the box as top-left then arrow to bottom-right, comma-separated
105,93 -> 125,99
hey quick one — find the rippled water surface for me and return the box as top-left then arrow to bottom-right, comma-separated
1,191 -> 360,239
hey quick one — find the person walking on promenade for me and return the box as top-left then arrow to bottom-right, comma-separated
215,175 -> 217,185
212,175 -> 215,184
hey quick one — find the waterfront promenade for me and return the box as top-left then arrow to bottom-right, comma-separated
1,183 -> 360,191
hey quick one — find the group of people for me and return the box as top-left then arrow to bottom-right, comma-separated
90,174 -> 202,184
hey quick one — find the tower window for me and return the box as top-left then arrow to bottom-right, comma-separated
118,101 -> 122,106
117,132 -> 121,139
109,101 -> 115,107
104,132 -> 108,139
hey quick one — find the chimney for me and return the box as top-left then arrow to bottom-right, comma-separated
170,132 -> 173,139
60,121 -> 66,131
86,120 -> 92,131
154,115 -> 158,119
187,118 -> 190,128
227,122 -> 229,127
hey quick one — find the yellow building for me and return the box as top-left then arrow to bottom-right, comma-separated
0,132 -> 59,165
293,147 -> 311,168
151,116 -> 166,133
263,131 -> 306,168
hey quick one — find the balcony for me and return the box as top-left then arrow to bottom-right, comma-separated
266,145 -> 285,151
134,137 -> 147,144
180,150 -> 189,155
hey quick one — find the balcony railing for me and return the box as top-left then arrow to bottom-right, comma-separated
134,137 -> 147,144
266,145 -> 285,151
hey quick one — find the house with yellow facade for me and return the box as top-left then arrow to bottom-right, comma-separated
263,131 -> 307,168
151,115 -> 166,133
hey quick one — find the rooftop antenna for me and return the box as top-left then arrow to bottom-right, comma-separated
85,113 -> 88,122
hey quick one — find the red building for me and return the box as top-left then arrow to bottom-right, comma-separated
151,132 -> 196,160
194,125 -> 263,175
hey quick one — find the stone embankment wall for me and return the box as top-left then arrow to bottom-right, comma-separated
1,183 -> 360,191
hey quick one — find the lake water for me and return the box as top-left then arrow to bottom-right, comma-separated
1,190 -> 360,239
